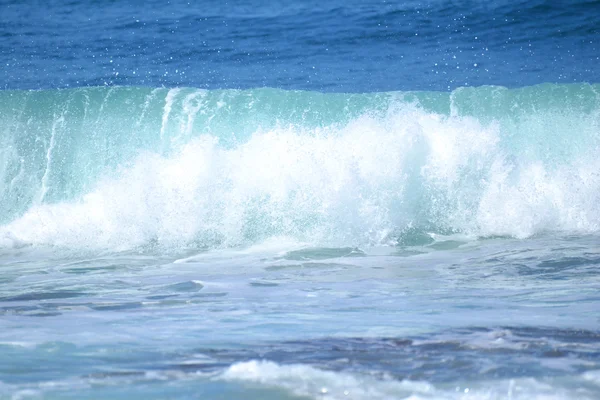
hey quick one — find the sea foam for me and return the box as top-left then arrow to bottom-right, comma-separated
1,84 -> 599,251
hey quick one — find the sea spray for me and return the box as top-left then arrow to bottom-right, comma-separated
1,83 -> 599,250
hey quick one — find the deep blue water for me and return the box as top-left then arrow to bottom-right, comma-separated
2,0 -> 599,91
1,1 -> 600,399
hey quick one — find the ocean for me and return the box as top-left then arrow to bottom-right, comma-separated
1,0 -> 600,399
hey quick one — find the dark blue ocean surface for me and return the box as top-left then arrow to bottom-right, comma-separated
1,0 -> 599,91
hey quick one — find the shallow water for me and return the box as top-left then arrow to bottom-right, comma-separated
1,235 -> 599,399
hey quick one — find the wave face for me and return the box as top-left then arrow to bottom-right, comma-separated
1,84 -> 599,250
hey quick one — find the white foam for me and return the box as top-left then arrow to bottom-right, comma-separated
220,360 -> 434,400
1,104 -> 599,251
219,360 -> 599,400
582,370 -> 600,385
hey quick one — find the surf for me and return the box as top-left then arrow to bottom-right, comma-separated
1,83 -> 599,251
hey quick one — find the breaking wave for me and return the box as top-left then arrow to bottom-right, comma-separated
1,83 -> 599,250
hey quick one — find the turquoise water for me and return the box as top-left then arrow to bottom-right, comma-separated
1,0 -> 600,399
2,84 -> 599,241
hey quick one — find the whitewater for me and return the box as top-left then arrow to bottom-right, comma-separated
1,83 -> 600,399
2,84 -> 599,250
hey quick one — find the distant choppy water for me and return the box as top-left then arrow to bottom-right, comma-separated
1,1 -> 600,399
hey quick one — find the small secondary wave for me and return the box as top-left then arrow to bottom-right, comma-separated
0,84 -> 599,251
219,360 -> 600,400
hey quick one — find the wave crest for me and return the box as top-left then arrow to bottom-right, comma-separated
1,84 -> 599,250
